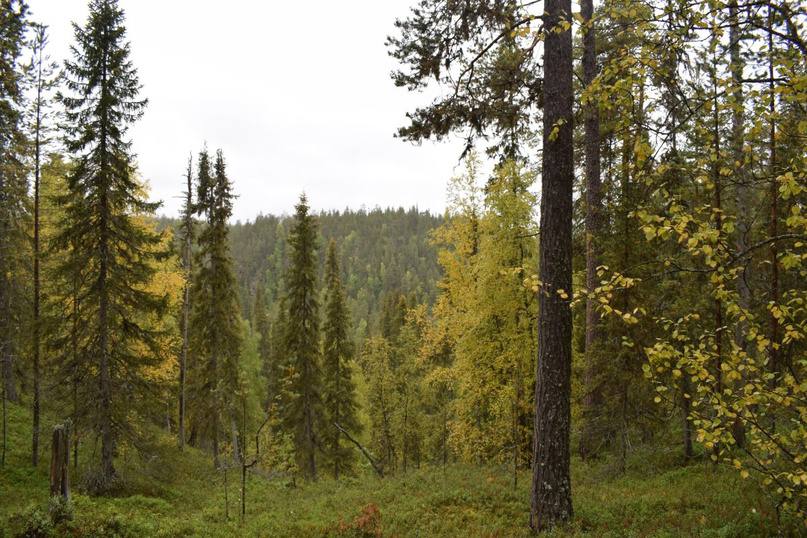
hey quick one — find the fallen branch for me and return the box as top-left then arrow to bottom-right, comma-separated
334,422 -> 384,478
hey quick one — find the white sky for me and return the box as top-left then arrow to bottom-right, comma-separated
28,0 -> 468,221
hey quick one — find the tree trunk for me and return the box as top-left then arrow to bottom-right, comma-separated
32,53 -> 43,468
712,54 -> 723,463
72,273 -> 80,471
682,377 -> 693,460
2,347 -> 16,404
98,53 -> 116,489
729,0 -> 748,449
2,379 -> 6,466
530,0 -> 574,529
179,158 -> 192,450
766,4 -> 780,380
50,424 -> 70,500
580,0 -> 603,462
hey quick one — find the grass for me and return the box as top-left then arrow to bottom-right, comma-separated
0,401 -> 794,537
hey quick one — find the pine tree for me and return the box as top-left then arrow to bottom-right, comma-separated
55,0 -> 167,492
530,0 -> 574,528
578,0 -> 605,462
189,148 -> 241,467
281,193 -> 321,480
26,21 -> 60,468
321,239 -> 360,479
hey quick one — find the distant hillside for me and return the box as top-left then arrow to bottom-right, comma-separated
158,207 -> 444,339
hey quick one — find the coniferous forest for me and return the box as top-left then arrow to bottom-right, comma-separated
0,0 -> 806,536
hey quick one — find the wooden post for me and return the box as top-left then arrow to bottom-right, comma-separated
50,424 -> 70,500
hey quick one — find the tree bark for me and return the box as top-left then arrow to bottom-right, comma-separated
729,0 -> 748,449
530,0 -> 574,529
50,424 -> 70,500
2,347 -> 17,404
32,31 -> 44,468
712,53 -> 723,463
579,0 -> 604,462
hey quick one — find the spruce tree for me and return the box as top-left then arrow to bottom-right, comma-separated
321,239 -> 360,479
0,0 -> 28,468
189,148 -> 241,467
281,193 -> 321,480
55,0 -> 167,492
178,155 -> 194,449
0,0 -> 28,411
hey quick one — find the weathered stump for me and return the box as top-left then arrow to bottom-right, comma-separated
50,423 -> 70,500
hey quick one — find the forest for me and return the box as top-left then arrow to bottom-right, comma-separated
0,0 -> 805,536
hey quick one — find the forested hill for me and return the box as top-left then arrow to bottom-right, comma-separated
159,207 -> 443,338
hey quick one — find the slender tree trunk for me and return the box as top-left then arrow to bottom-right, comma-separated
32,64 -> 43,467
766,4 -> 780,380
72,271 -> 80,471
512,388 -> 518,489
2,346 -> 16,404
240,396 -> 247,524
2,378 -> 6,466
179,158 -> 192,450
97,46 -> 116,488
618,115 -> 633,475
580,0 -> 603,461
729,0 -> 748,449
682,377 -> 693,459
402,393 -> 409,473
335,361 -> 341,480
223,464 -> 229,520
304,388 -> 316,480
712,56 -> 723,463
212,373 -> 220,469
99,208 -> 114,484
530,0 -> 574,529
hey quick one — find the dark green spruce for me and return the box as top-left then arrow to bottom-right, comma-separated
189,148 -> 241,468
281,194 -> 321,480
0,0 -> 28,468
321,239 -> 360,479
54,0 -> 167,492
178,155 -> 194,450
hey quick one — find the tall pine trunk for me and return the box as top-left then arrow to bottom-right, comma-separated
530,0 -> 574,528
728,0 -> 748,449
711,56 -> 723,461
580,0 -> 603,461
31,37 -> 44,467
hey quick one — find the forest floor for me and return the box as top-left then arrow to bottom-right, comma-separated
0,401 -> 794,537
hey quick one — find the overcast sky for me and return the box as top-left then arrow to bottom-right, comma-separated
28,0 -> 468,221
